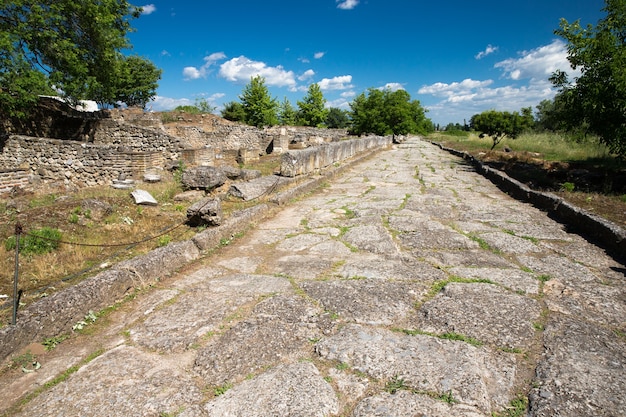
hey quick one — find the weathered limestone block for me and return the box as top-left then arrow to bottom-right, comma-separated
186,197 -> 222,226
181,166 -> 227,190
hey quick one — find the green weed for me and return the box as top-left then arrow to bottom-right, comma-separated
5,227 -> 62,254
384,375 -> 408,394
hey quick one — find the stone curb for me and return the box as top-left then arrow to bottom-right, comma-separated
0,141 -> 392,363
433,142 -> 626,261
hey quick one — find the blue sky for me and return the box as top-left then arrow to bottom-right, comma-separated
128,0 -> 606,126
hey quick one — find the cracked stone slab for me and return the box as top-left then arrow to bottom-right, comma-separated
216,256 -> 263,273
519,255 -> 626,328
301,280 -> 427,325
275,233 -> 328,252
16,346 -> 202,417
399,229 -> 478,250
488,220 -> 573,241
130,274 -> 291,352
476,231 -> 543,254
413,282 -> 541,349
194,295 -> 325,385
448,266 -> 540,295
342,225 -> 399,255
352,390 -> 488,417
420,249 -> 517,269
315,324 -> 517,414
528,315 -> 626,416
265,254 -> 335,279
337,254 -> 447,282
204,362 -> 339,417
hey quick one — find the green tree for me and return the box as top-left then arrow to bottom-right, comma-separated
0,0 -> 160,115
326,107 -> 350,129
551,0 -> 626,156
239,75 -> 278,127
470,108 -> 534,150
278,97 -> 297,125
349,88 -> 432,136
221,101 -> 246,122
297,83 -> 328,127
113,55 -> 162,108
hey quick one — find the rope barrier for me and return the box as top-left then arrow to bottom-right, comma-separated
5,179 -> 285,324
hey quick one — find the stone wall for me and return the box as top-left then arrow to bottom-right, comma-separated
0,135 -> 166,189
0,169 -> 29,194
280,135 -> 392,177
0,101 -> 353,193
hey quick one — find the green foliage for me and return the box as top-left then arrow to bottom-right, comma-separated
174,98 -> 216,114
297,83 -> 328,127
111,55 -> 162,109
493,395 -> 529,417
384,375 -> 409,394
221,101 -> 246,122
560,182 -> 575,192
0,1 -> 161,115
72,310 -> 98,331
279,97 -> 297,125
239,75 -> 279,127
349,88 -> 432,136
551,0 -> 626,157
326,107 -> 351,129
5,227 -> 62,254
42,335 -> 69,351
214,382 -> 233,396
470,108 -> 534,150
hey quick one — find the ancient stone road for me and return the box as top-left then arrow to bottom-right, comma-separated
3,137 -> 625,416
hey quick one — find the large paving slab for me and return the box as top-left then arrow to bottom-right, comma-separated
3,136 -> 625,417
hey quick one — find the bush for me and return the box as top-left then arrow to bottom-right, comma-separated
5,227 -> 62,254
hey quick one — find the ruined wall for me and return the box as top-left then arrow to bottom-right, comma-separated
0,169 -> 29,194
280,135 -> 392,177
0,135 -> 165,189
92,119 -> 188,160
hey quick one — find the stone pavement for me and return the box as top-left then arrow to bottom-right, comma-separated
2,136 -> 625,416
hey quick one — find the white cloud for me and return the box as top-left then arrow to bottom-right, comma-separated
317,75 -> 353,91
341,90 -> 356,98
314,52 -> 325,59
140,4 -> 156,15
418,79 -> 494,96
298,69 -> 315,81
160,50 -> 170,57
336,0 -> 359,10
475,44 -> 498,60
183,52 -> 227,80
494,39 -> 577,81
148,96 -> 191,111
148,93 -> 227,112
218,56 -> 297,89
380,83 -> 405,92
419,78 -> 556,125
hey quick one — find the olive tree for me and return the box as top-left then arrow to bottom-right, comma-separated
470,108 -> 534,150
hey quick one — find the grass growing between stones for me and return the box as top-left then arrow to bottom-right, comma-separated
493,394 -> 529,417
416,276 -> 495,308
2,348 -> 105,417
397,328 -> 483,347
384,375 -> 458,404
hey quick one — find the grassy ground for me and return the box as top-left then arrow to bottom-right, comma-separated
428,131 -> 626,227
0,156 -> 282,327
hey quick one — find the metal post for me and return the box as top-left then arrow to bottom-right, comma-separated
12,223 -> 22,326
